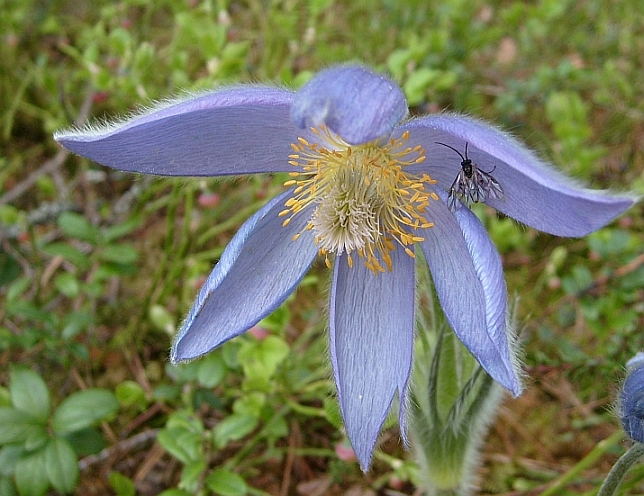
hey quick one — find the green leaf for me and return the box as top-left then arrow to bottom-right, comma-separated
0,445 -> 24,476
102,217 -> 142,243
5,277 -> 30,303
57,212 -> 100,244
109,472 -> 136,496
197,354 -> 227,388
152,384 -> 181,402
404,68 -> 441,106
205,469 -> 247,496
238,336 -> 289,390
212,414 -> 258,449
0,407 -> 43,444
98,244 -> 138,264
178,459 -> 207,493
52,389 -> 118,434
54,272 -> 81,298
157,428 -> 202,465
232,392 -> 265,418
157,489 -> 192,496
9,367 -> 50,422
264,414 -> 288,442
115,381 -> 147,410
45,438 -> 78,494
149,305 -> 175,334
64,427 -> 106,456
165,362 -> 199,384
15,448 -> 49,496
41,242 -> 91,270
61,310 -> 94,340
23,425 -> 49,451
164,410 -> 204,433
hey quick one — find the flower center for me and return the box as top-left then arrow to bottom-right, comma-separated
280,126 -> 437,274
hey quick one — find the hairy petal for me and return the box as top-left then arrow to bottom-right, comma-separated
621,353 -> 644,443
400,115 -> 635,236
172,191 -> 317,362
291,65 -> 408,145
418,194 -> 520,395
55,87 -> 301,176
330,249 -> 415,470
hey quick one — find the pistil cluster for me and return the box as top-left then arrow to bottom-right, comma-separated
280,126 -> 436,273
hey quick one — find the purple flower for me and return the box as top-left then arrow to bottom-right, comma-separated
54,65 -> 634,469
621,353 -> 644,443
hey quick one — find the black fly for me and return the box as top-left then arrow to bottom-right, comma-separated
436,142 -> 504,212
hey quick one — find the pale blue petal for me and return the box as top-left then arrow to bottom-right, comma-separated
330,249 -> 415,470
400,115 -> 635,236
171,191 -> 317,361
418,192 -> 520,395
291,65 -> 408,145
55,87 -> 301,176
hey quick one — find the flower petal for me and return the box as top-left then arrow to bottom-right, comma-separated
291,65 -> 408,145
55,87 -> 301,176
400,114 -> 635,236
330,248 -> 415,470
171,191 -> 317,361
418,192 -> 521,395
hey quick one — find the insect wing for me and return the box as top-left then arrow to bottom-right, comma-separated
447,186 -> 461,212
440,141 -> 504,212
447,167 -> 505,212
475,168 -> 504,200
447,170 -> 471,212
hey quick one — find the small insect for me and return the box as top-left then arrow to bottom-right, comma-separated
436,141 -> 504,212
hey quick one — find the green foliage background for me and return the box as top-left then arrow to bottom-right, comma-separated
0,0 -> 643,494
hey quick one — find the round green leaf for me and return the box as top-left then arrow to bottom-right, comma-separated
52,389 -> 118,434
157,490 -> 192,496
108,471 -> 136,496
0,407 -> 44,444
61,310 -> 94,340
115,381 -> 147,409
9,368 -> 50,422
178,460 -> 207,493
57,212 -> 100,244
15,448 -> 49,496
232,392 -> 265,418
45,438 -> 78,494
197,355 -> 226,388
0,445 -> 24,476
64,427 -> 106,456
149,305 -> 175,334
205,469 -> 247,496
213,414 -> 258,449
157,428 -> 202,465
23,425 -> 49,451
238,336 -> 289,389
54,272 -> 81,298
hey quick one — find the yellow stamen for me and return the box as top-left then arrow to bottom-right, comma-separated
282,125 -> 436,274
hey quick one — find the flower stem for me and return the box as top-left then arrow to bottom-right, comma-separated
597,442 -> 644,496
